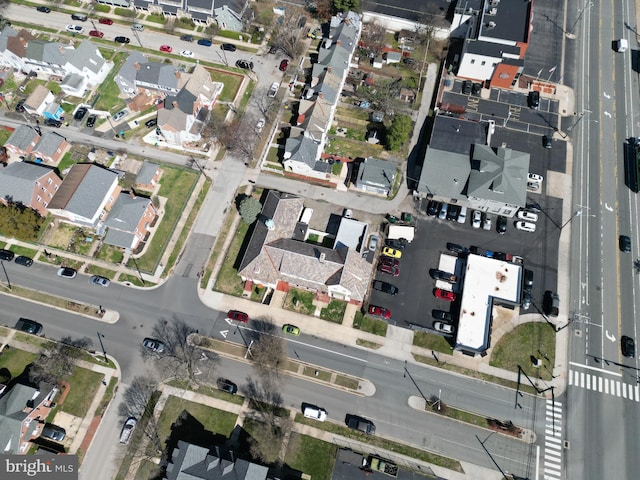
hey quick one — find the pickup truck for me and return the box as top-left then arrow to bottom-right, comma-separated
366,455 -> 398,477
267,82 -> 279,98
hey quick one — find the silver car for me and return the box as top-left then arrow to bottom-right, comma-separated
112,109 -> 128,121
90,275 -> 110,287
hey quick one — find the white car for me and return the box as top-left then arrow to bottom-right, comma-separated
515,221 -> 536,233
527,181 -> 541,192
482,213 -> 492,231
472,210 -> 482,229
457,206 -> 467,224
268,82 -> 279,98
368,234 -> 379,251
517,210 -> 539,222
179,50 -> 194,58
66,24 -> 84,33
255,118 -> 265,133
528,173 -> 544,183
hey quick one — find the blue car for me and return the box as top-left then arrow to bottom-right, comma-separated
197,38 -> 212,47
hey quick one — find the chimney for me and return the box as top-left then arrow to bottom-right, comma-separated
336,39 -> 342,47
317,92 -> 323,99
175,71 -> 181,79
172,101 -> 178,108
134,62 -> 140,70
129,191 -> 136,199
326,66 -> 332,73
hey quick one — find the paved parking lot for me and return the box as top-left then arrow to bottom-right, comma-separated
369,200 -> 561,331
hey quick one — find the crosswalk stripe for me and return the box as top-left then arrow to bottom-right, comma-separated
546,436 -> 562,445
604,378 -> 609,394
599,376 -> 603,392
586,373 -> 591,389
623,383 -> 628,398
617,381 -> 621,397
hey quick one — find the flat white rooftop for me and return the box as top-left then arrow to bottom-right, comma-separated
456,254 -> 522,352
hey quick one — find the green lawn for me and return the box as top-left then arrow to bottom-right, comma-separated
285,433 -> 337,480
214,220 -> 250,296
283,288 -> 315,315
61,367 -> 102,418
413,331 -> 454,354
489,322 -> 556,381
208,69 -> 243,103
92,51 -> 129,112
353,314 -> 388,336
0,348 -> 38,380
320,300 -> 346,323
5,245 -> 38,258
156,395 -> 238,443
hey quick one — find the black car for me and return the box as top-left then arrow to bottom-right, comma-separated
86,114 -> 96,128
0,248 -> 14,261
461,80 -> 472,94
542,135 -> 553,149
403,57 -> 416,65
446,204 -> 459,221
429,269 -> 457,282
471,82 -> 482,95
74,107 -> 88,121
14,255 -> 33,267
496,215 -> 507,234
384,239 -> 406,250
372,280 -> 398,295
619,235 -> 631,253
221,43 -> 236,51
37,6 -> 51,13
235,59 -> 253,70
426,200 -> 439,216
145,118 -> 157,128
44,118 -> 62,128
527,203 -> 542,212
446,242 -> 468,254
523,269 -> 534,291
217,378 -> 238,394
345,414 -> 376,434
432,309 -> 453,322
621,335 -> 636,358
180,34 -> 194,42
114,36 -> 130,44
15,99 -> 26,112
41,424 -> 65,442
528,90 -> 540,109
15,318 -> 43,335
543,290 -> 559,317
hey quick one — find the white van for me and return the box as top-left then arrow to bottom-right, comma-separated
616,39 -> 628,53
303,405 -> 327,421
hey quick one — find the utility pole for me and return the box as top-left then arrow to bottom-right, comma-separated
0,260 -> 11,289
96,332 -> 107,362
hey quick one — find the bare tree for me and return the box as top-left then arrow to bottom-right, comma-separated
360,21 -> 387,58
28,336 -> 94,387
360,77 -> 403,115
218,119 -> 259,162
141,316 -> 219,384
251,87 -> 280,118
247,317 -> 287,381
269,11 -> 308,59
313,0 -> 333,22
118,376 -> 162,454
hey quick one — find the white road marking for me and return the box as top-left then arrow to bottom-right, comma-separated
569,361 -> 623,376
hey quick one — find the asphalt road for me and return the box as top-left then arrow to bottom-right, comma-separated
564,0 -> 640,479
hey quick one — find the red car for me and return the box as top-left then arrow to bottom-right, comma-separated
160,45 -> 173,53
279,59 -> 289,71
434,288 -> 456,302
377,263 -> 399,277
368,305 -> 391,319
89,30 -> 104,38
227,310 -> 249,322
379,256 -> 399,268
98,18 -> 113,25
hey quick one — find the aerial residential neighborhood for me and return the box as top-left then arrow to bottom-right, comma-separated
0,1 -> 633,480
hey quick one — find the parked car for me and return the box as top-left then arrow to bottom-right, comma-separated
521,291 -> 531,310
217,378 -> 238,394
496,215 -> 507,234
527,181 -> 541,192
279,59 -> 289,71
515,221 -> 536,233
438,203 -> 448,220
89,30 -> 104,38
384,239 -> 406,250
429,269 -> 457,283
523,269 -> 534,291
528,173 -> 544,183
379,256 -> 399,268
432,310 -> 453,322
65,24 -> 84,33
159,45 -> 172,52
381,247 -> 402,259
74,106 -> 88,120
15,318 -> 43,335
15,99 -> 26,112
543,290 -> 560,317
227,310 -> 249,322
446,204 -> 459,221
368,305 -> 391,319
517,210 -> 539,222
528,90 -> 540,109
86,114 -> 97,128
619,235 -> 632,253
0,248 -> 15,261
41,424 -> 66,442
37,6 -> 51,13
114,36 -> 130,44
198,38 -> 213,47
434,288 -> 456,302
236,59 -> 253,70
44,118 -> 62,128
180,34 -> 194,42
14,255 -> 33,267
542,135 -> 553,149
90,275 -> 110,287
621,335 -> 636,358
345,414 -> 376,434
368,234 -> 379,251
56,267 -> 77,279
71,13 -> 88,21
98,18 -> 113,25
433,321 -> 455,334
112,109 -> 128,121
471,210 -> 482,229
142,338 -> 165,353
457,206 -> 467,224
472,82 -> 482,95
377,263 -> 399,277
131,23 -> 144,31
179,50 -> 194,58
220,43 -> 236,51
527,203 -> 542,212
268,82 -> 279,98
446,242 -> 468,254
119,417 -> 137,444
302,404 -> 327,421
282,324 -> 301,336
461,80 -> 473,94
482,213 -> 492,231
372,280 -> 398,295
255,118 -> 265,133
426,200 -> 439,216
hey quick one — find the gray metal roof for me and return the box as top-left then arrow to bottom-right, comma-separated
136,162 -> 159,185
0,161 -> 56,204
284,135 -> 321,169
104,193 -> 150,232
115,51 -> 148,94
6,125 -> 40,152
34,132 -> 66,157
361,0 -> 443,23
0,25 -> 17,51
136,62 -> 181,91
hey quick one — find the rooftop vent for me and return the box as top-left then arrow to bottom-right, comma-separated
486,21 -> 497,28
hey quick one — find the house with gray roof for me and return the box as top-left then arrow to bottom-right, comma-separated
135,162 -> 161,191
4,125 -> 40,157
0,382 -> 58,455
114,51 -> 148,97
131,0 -> 251,31
102,192 -> 157,250
354,157 -> 397,197
0,161 -> 62,216
166,441 -> 271,480
136,62 -> 186,95
24,41 -> 73,78
0,27 -> 33,72
48,163 -> 121,228
62,39 -> 112,94
238,191 -> 373,305
32,132 -> 69,165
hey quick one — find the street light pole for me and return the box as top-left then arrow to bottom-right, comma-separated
96,332 -> 107,362
0,260 -> 11,289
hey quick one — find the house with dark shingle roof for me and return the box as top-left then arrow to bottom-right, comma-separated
32,132 -> 69,165
102,192 -> 157,250
354,157 -> 397,197
47,163 -> 121,228
0,161 -> 62,216
165,441 -> 271,480
4,125 -> 40,157
135,162 -> 161,191
238,191 -> 373,305
114,51 -> 148,97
